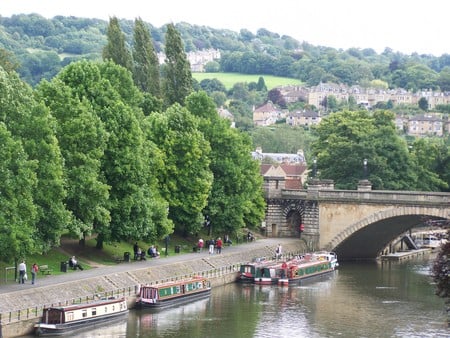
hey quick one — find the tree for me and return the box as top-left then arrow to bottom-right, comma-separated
0,123 -> 37,262
146,103 -> 213,235
185,92 -> 266,235
418,97 -> 429,111
36,73 -> 110,246
162,23 -> 193,107
1,67 -> 68,253
132,18 -> 161,97
311,110 -> 419,190
102,17 -> 132,71
0,48 -> 19,73
432,237 -> 450,324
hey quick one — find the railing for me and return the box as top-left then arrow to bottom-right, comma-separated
0,263 -> 243,325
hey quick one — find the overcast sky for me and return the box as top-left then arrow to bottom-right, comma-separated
2,0 -> 448,56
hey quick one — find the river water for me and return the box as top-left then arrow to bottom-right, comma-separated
57,254 -> 449,338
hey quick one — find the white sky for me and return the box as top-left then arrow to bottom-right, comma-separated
2,0 -> 448,56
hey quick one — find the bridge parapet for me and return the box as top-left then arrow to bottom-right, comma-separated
282,189 -> 450,206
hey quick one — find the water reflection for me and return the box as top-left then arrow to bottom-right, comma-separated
23,256 -> 448,338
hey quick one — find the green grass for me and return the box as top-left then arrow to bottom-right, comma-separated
0,232 -> 206,283
192,72 -> 302,90
0,228 -> 255,284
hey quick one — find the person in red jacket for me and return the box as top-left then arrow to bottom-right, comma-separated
216,237 -> 223,254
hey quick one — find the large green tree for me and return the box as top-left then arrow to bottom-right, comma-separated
145,103 -> 213,235
1,67 -> 68,253
102,17 -> 132,72
185,91 -> 266,236
132,18 -> 161,97
162,23 -> 193,107
36,71 -> 110,244
0,123 -> 37,262
311,110 -> 422,190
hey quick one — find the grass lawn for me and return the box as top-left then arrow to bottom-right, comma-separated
192,72 -> 302,90
0,231 -> 219,283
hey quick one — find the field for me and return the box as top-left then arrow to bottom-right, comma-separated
192,72 -> 302,90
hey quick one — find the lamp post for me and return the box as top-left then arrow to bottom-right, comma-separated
363,158 -> 368,180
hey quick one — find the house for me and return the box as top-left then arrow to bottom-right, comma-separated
260,163 -> 308,190
407,114 -> 444,137
286,109 -> 321,127
252,101 -> 284,126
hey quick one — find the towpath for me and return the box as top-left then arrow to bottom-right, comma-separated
0,237 -> 299,295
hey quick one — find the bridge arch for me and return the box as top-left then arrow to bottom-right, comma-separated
323,206 -> 448,260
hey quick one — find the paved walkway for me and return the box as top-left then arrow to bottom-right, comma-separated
0,237 -> 298,295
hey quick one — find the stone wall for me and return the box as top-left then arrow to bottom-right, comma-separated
0,240 -> 305,337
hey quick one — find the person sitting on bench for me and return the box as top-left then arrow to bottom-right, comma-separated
69,256 -> 84,270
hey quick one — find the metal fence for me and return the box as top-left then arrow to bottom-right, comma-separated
0,263 -> 242,325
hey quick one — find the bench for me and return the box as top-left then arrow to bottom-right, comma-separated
39,265 -> 52,275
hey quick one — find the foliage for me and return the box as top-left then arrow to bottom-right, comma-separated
432,237 -> 450,300
3,14 -> 450,93
0,67 -> 68,256
185,92 -> 266,234
132,18 -> 161,97
102,17 -> 132,71
162,23 -> 193,108
145,104 -> 213,236
310,110 -> 440,190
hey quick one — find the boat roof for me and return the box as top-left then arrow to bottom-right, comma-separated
44,297 -> 125,312
140,276 -> 208,289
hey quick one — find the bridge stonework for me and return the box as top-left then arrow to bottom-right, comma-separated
263,178 -> 450,260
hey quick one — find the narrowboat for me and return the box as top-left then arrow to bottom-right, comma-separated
136,276 -> 211,310
240,252 -> 338,286
280,251 -> 338,286
34,296 -> 128,336
237,257 -> 275,283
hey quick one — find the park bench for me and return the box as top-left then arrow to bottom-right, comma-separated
39,264 -> 53,275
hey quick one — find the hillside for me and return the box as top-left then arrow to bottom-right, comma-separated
1,14 -> 450,92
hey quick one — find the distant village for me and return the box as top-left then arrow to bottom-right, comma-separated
159,49 -> 449,137
253,83 -> 450,137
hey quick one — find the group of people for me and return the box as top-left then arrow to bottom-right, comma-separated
17,256 -> 83,286
18,260 -> 40,285
197,237 -> 226,254
133,242 -> 160,261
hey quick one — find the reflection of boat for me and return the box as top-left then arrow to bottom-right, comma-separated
136,276 -> 211,310
34,297 -> 128,336
239,252 -> 338,286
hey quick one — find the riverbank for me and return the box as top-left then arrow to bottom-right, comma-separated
0,238 -> 305,337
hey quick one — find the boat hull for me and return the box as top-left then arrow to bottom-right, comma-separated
34,309 -> 128,336
137,288 -> 211,310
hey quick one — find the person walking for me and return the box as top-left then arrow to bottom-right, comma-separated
18,260 -> 27,284
216,237 -> 223,254
198,238 -> 204,252
276,244 -> 282,260
31,263 -> 39,285
208,239 -> 215,255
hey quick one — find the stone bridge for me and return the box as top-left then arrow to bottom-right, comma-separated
263,178 -> 450,261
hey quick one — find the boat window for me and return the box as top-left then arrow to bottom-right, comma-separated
104,306 -> 108,313
82,309 -> 87,318
92,308 -> 97,316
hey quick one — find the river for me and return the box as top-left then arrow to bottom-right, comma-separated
41,254 -> 449,338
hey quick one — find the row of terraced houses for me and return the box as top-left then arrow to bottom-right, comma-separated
253,83 -> 450,137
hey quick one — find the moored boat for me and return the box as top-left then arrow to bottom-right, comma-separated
34,296 -> 128,336
136,276 -> 211,310
239,252 -> 338,286
282,251 -> 338,286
